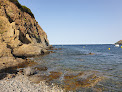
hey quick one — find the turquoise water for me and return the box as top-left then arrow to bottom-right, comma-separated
34,44 -> 122,91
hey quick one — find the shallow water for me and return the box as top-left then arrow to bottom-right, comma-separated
34,44 -> 122,91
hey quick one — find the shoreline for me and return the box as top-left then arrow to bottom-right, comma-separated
0,54 -> 65,92
1,45 -> 119,92
0,55 -> 104,92
0,73 -> 64,92
0,45 -> 65,92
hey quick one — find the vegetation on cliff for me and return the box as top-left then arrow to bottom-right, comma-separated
9,0 -> 34,18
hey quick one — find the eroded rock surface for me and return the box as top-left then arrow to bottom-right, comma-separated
0,0 -> 49,47
0,0 -> 50,70
13,44 -> 43,57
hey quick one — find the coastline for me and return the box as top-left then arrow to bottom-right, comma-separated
0,50 -> 104,92
0,0 -> 121,91
0,73 -> 64,92
0,47 -> 65,92
0,0 -> 58,90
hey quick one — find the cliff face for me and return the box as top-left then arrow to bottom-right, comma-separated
0,0 -> 50,69
0,0 -> 49,47
115,40 -> 122,45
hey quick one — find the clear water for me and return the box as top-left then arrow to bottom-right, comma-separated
34,44 -> 122,91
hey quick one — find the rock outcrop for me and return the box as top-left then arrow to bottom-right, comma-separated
0,0 -> 49,47
13,44 -> 43,57
0,0 -> 50,70
115,40 -> 122,45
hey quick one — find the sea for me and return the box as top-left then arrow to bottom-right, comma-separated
33,44 -> 122,92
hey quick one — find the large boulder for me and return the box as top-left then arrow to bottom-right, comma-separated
24,67 -> 36,76
13,44 -> 43,57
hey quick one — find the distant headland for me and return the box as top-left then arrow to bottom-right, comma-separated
115,40 -> 122,45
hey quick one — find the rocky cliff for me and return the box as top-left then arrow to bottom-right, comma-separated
0,0 -> 49,47
0,0 -> 50,69
115,40 -> 122,45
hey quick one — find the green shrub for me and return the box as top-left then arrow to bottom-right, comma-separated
9,0 -> 21,8
21,5 -> 34,18
9,0 -> 34,18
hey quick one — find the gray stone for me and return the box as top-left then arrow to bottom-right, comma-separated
24,67 -> 36,76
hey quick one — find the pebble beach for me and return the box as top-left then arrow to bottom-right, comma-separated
0,74 -> 64,92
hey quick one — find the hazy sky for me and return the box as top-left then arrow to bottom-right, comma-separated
18,0 -> 122,44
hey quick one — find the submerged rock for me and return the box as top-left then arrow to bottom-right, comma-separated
64,72 -> 84,79
34,65 -> 48,71
76,74 -> 102,87
63,71 -> 104,91
89,53 -> 95,55
48,71 -> 62,81
28,75 -> 48,83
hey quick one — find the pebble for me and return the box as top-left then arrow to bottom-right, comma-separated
0,74 -> 64,92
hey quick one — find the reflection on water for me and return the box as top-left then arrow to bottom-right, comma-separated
33,44 -> 122,91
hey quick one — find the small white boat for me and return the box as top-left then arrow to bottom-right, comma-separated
115,44 -> 119,47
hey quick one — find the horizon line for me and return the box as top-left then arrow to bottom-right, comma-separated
50,43 -> 115,45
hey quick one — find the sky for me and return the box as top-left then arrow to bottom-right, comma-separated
18,0 -> 122,44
